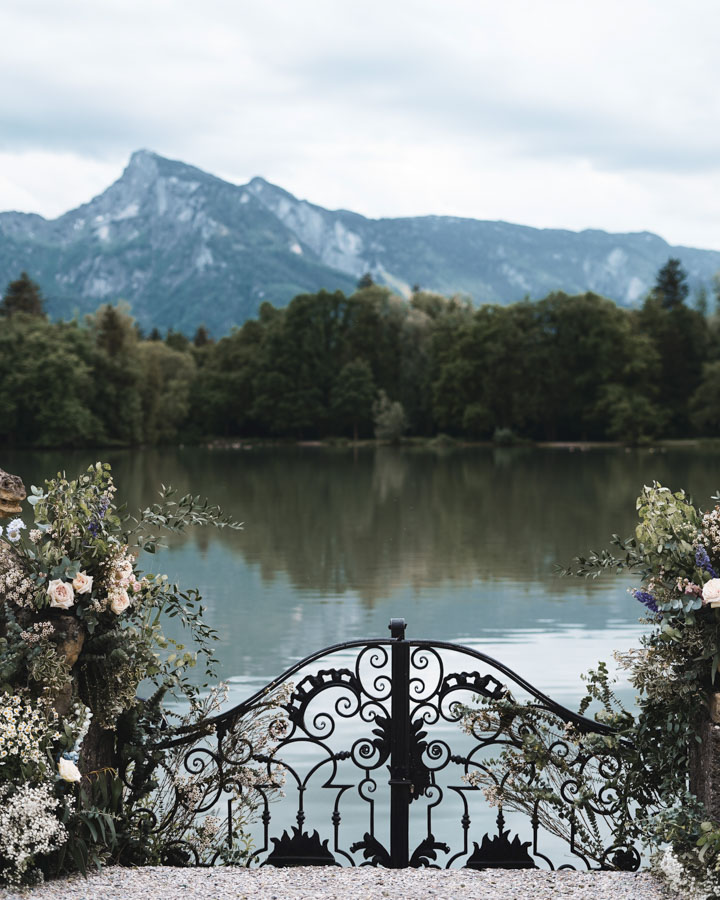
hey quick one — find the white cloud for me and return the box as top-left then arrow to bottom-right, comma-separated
0,151 -> 122,217
1,0 -> 719,246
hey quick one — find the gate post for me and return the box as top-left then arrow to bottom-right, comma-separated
389,617 -> 411,868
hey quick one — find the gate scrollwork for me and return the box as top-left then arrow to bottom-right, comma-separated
142,619 -> 640,870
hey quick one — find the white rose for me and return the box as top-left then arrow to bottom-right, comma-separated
72,571 -> 93,595
703,578 -> 720,606
57,757 -> 82,782
47,579 -> 75,610
109,587 -> 131,615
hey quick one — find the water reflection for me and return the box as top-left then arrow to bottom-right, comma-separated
5,444 -> 720,693
8,445 -> 720,597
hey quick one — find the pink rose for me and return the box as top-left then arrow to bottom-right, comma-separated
703,578 -> 720,606
47,579 -> 75,610
72,571 -> 93,595
109,587 -> 131,615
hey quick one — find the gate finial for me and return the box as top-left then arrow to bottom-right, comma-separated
388,618 -> 406,640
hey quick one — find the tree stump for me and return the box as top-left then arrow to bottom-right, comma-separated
690,693 -> 720,821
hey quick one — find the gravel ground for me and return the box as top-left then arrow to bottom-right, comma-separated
0,867 -> 680,900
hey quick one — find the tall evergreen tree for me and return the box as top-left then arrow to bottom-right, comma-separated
641,262 -> 706,435
193,325 -> 212,347
653,258 -> 689,310
0,272 -> 46,318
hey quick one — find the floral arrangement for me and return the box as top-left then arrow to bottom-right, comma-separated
0,462 -> 283,885
461,482 -> 720,894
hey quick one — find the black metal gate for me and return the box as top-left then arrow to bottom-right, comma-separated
147,618 -> 640,870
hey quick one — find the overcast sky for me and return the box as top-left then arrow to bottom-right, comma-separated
2,0 -> 719,248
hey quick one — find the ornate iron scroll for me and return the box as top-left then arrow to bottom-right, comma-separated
144,619 -> 640,870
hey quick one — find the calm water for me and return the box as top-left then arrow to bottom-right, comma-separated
6,443 -> 720,707
7,444 -> 720,863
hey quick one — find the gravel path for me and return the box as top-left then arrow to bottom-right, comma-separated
0,867 -> 680,900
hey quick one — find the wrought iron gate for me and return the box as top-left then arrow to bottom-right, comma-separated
148,618 -> 640,870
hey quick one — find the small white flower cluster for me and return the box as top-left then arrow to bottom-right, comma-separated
701,507 -> 720,556
28,529 -> 42,544
173,776 -> 204,808
1,562 -> 35,608
233,765 -> 270,791
0,693 -> 59,766
193,815 -> 222,851
656,847 -> 720,900
0,782 -> 68,884
19,620 -> 55,645
189,682 -> 231,717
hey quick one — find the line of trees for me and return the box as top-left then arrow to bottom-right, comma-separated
1,261 -> 719,447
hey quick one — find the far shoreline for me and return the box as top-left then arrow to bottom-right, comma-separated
4,436 -> 720,454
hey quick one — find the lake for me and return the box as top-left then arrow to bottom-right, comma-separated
6,444 -> 719,704
4,444 -> 720,866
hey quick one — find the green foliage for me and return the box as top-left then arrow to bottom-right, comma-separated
86,304 -> 144,445
690,362 -> 720,434
467,482 -> 720,888
330,358 -> 376,440
0,316 -> 102,446
136,342 -> 196,443
2,255 -> 719,447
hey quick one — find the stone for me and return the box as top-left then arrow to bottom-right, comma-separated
0,467 -> 26,517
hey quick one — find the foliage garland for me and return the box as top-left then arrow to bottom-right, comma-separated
0,462 -> 286,885
462,482 -> 720,896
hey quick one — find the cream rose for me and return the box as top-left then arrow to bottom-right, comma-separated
703,578 -> 720,606
72,571 -> 93,595
57,757 -> 82,782
109,587 -> 131,615
47,579 -> 75,610
115,557 -> 134,585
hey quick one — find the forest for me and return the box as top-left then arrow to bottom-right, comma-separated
1,260 -> 718,448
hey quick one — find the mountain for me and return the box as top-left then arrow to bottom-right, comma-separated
1,149 -> 719,334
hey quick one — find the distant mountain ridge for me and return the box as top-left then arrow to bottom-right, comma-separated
1,149 -> 719,334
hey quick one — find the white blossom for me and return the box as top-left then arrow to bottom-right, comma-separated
0,782 -> 68,884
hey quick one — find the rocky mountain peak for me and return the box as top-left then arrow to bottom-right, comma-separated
2,150 -> 720,336
123,148 -> 160,180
